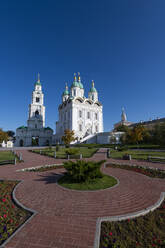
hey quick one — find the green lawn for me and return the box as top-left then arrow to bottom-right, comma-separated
33,147 -> 98,159
110,149 -> 165,161
58,174 -> 117,190
0,151 -> 15,162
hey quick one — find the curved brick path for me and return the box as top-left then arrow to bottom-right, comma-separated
0,149 -> 165,248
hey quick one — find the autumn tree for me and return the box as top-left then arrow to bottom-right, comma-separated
62,129 -> 76,147
0,129 -> 8,143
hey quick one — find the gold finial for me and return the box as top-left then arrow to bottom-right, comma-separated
65,82 -> 68,90
92,80 -> 94,87
37,73 -> 40,82
78,72 -> 81,81
74,72 -> 77,81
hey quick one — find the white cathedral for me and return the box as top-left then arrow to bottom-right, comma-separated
54,73 -> 103,143
15,73 -> 103,146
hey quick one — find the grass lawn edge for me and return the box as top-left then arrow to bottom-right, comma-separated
57,173 -> 119,192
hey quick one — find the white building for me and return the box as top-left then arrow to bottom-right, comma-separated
114,108 -> 133,130
54,73 -> 103,143
1,140 -> 13,148
15,75 -> 53,147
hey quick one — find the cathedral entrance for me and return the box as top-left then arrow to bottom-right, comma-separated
19,139 -> 24,147
32,136 -> 39,146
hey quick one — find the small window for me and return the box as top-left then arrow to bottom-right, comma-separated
36,97 -> 40,103
79,110 -> 82,118
35,124 -> 37,129
87,112 -> 90,119
96,126 -> 98,132
74,89 -> 76,96
92,95 -> 94,101
95,113 -> 98,120
35,110 -> 39,117
79,124 -> 82,131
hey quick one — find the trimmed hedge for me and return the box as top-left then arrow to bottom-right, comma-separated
63,160 -> 106,183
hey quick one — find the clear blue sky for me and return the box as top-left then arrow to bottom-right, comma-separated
1,0 -> 165,133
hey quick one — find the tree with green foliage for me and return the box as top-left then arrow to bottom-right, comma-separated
120,125 -> 149,145
62,129 -> 76,147
151,123 -> 165,145
114,124 -> 129,132
6,130 -> 15,138
110,135 -> 117,144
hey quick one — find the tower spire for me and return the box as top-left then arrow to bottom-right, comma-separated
121,107 -> 127,122
78,72 -> 81,81
65,82 -> 68,90
74,72 -> 77,81
37,73 -> 40,82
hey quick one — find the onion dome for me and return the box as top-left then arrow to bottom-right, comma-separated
89,80 -> 97,92
35,73 -> 41,86
71,73 -> 80,88
63,83 -> 69,95
77,73 -> 84,89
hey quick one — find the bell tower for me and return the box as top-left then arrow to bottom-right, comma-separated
27,73 -> 45,129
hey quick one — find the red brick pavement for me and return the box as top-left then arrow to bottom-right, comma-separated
0,149 -> 165,248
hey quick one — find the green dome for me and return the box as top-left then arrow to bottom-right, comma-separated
18,126 -> 27,129
71,81 -> 80,88
63,89 -> 69,95
79,82 -> 84,89
90,87 -> 97,93
89,80 -> 97,93
35,79 -> 41,86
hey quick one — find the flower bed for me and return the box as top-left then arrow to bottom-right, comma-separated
0,181 -> 32,246
100,200 -> 165,248
106,163 -> 165,178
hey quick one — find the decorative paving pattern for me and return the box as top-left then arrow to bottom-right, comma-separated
0,149 -> 165,248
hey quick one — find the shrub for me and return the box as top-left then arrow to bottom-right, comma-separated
122,153 -> 131,160
56,144 -> 60,152
65,148 -> 79,155
63,160 -> 106,183
118,145 -> 128,151
48,145 -> 52,151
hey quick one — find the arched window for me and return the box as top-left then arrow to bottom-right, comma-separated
35,110 -> 39,117
79,124 -> 82,131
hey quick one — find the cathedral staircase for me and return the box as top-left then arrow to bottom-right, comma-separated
77,133 -> 97,144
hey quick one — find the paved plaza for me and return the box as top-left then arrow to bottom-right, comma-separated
1,149 -> 165,248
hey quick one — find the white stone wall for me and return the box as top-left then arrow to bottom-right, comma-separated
56,96 -> 103,143
15,128 -> 53,147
